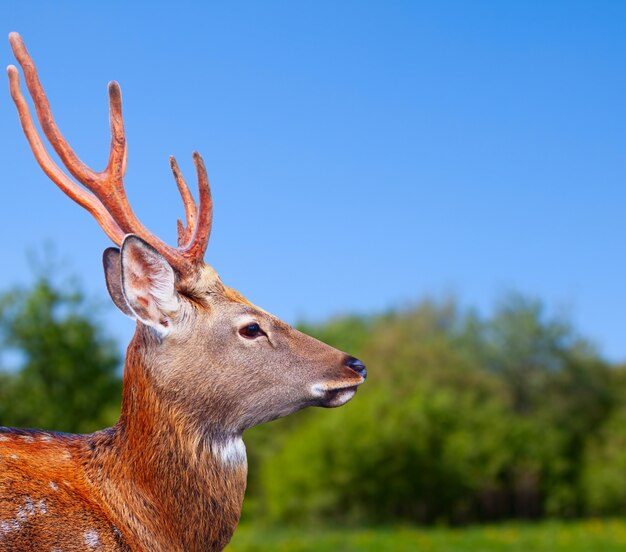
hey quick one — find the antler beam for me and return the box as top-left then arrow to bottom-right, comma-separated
6,32 -> 212,276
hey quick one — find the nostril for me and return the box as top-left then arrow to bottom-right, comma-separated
345,356 -> 367,379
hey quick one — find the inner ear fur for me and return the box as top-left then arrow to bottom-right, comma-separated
120,235 -> 180,333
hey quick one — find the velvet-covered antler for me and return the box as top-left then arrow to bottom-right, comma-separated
7,32 -> 212,277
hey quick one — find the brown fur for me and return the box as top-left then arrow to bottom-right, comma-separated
0,429 -> 130,551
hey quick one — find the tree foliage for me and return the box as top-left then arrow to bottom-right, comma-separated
0,274 -> 122,433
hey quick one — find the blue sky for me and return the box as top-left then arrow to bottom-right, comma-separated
0,2 -> 624,361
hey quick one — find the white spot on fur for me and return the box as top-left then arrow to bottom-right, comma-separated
62,450 -> 72,460
37,499 -> 47,514
212,437 -> 246,467
49,481 -> 59,491
0,435 -> 8,442
84,529 -> 100,548
9,454 -> 18,460
18,435 -> 34,443
0,520 -> 11,533
0,518 -> 20,534
1,497 -> 38,535
39,433 -> 53,442
17,497 -> 35,519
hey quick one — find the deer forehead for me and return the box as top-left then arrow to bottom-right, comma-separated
180,265 -> 251,307
177,267 -> 297,341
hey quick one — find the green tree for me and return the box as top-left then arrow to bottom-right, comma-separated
479,295 -> 615,516
581,403 -> 626,515
0,273 -> 122,433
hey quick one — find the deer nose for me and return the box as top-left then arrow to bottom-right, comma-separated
345,356 -> 367,379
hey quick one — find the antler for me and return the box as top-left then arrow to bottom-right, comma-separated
6,32 -> 212,277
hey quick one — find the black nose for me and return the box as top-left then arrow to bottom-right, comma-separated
345,356 -> 367,379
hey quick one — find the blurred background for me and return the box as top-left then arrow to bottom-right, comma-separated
1,2 -> 625,550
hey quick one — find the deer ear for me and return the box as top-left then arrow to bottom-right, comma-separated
103,247 -> 135,318
120,235 -> 180,334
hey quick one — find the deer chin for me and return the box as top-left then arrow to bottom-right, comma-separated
310,382 -> 362,408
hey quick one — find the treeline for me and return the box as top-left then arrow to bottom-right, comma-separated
1,275 -> 626,524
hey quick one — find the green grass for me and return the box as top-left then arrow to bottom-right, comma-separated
227,519 -> 626,551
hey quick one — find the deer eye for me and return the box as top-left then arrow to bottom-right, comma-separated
239,323 -> 265,339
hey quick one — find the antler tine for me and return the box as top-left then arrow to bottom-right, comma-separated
170,155 -> 197,247
181,152 -> 213,263
7,33 -> 146,240
8,32 -> 210,278
9,33 -> 141,234
92,80 -> 148,235
8,32 -> 99,187
106,81 -> 127,180
6,64 -> 125,245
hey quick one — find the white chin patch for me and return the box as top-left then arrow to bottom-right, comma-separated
310,383 -> 358,407
327,387 -> 357,407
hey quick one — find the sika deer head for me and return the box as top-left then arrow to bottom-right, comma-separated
7,32 -> 366,434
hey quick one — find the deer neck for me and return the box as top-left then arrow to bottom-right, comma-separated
87,328 -> 247,551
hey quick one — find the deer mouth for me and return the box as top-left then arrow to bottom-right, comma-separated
311,382 -> 362,408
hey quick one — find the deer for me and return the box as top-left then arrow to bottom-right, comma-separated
0,32 -> 367,551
